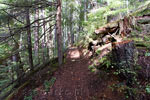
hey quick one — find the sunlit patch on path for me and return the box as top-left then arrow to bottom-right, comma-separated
67,47 -> 81,59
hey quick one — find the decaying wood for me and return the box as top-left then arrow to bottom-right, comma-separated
92,43 -> 112,66
112,40 -> 138,87
94,16 -> 133,39
94,1 -> 150,40
88,2 -> 150,68
137,16 -> 150,24
95,21 -> 119,35
120,17 -> 132,37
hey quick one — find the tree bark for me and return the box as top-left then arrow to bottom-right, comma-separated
69,8 -> 74,45
112,40 -> 138,88
26,8 -> 34,70
8,19 -> 24,83
112,40 -> 136,72
34,7 -> 40,63
84,0 -> 88,21
41,9 -> 46,61
56,0 -> 63,66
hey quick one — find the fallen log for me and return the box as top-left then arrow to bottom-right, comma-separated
137,17 -> 150,24
95,21 -> 119,35
135,41 -> 150,48
94,2 -> 150,40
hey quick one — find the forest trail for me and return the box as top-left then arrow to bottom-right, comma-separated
12,47 -> 123,100
32,47 -> 98,100
31,47 -> 122,100
48,47 -> 92,100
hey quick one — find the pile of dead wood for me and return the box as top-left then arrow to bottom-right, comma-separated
88,3 -> 150,70
88,1 -> 150,52
88,13 -> 150,53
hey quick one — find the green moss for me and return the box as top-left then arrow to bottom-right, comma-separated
144,35 -> 150,41
44,77 -> 56,92
88,65 -> 95,70
136,7 -> 150,16
95,49 -> 101,55
132,37 -> 143,42
135,41 -> 150,48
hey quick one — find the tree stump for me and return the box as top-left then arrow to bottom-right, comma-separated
112,40 -> 136,69
112,40 -> 138,87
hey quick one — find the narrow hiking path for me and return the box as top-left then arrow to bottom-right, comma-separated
34,47 -> 95,100
12,47 -> 123,100
49,47 -> 92,100
32,47 -> 123,100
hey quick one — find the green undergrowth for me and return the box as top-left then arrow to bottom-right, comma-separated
88,49 -> 147,99
5,58 -> 59,100
44,77 -> 56,93
24,89 -> 37,100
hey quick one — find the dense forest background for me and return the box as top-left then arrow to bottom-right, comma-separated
0,0 -> 150,100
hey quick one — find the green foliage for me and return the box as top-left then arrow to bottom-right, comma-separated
95,49 -> 101,55
24,95 -> 32,100
112,60 -> 142,99
0,83 -> 15,99
144,35 -> 150,41
44,80 -> 50,92
145,52 -> 150,56
125,87 -> 138,99
134,25 -> 142,32
44,77 -> 56,92
99,55 -> 112,69
135,1 -> 150,16
0,44 -> 12,58
131,37 -> 143,42
146,85 -> 150,94
88,65 -> 95,72
84,0 -> 128,37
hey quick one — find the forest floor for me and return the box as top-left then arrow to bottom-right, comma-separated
12,47 -> 123,100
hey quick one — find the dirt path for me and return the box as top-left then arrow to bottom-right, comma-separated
48,47 -> 92,100
19,47 -> 123,100
32,47 -> 101,100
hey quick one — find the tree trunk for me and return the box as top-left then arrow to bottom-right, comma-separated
26,8 -> 34,70
34,8 -> 40,63
48,25 -> 53,58
112,40 -> 138,89
84,0 -> 88,21
112,40 -> 136,69
79,1 -> 84,32
41,9 -> 46,61
69,8 -> 74,45
56,0 -> 63,66
112,40 -> 137,86
8,19 -> 24,83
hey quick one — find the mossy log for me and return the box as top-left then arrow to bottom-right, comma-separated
135,41 -> 150,48
137,16 -> 150,24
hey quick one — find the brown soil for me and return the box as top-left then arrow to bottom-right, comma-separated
12,47 -> 123,100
